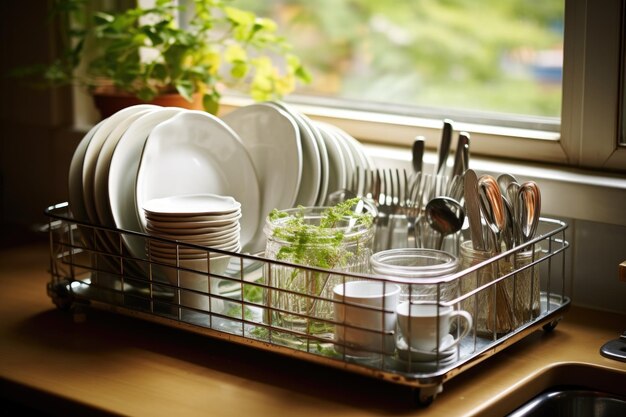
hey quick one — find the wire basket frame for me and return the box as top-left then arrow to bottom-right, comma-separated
45,202 -> 570,404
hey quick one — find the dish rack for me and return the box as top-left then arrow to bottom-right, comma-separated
45,202 -> 570,405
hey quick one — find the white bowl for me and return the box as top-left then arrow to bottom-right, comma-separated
146,211 -> 241,224
143,193 -> 241,216
145,219 -> 241,231
146,212 -> 242,227
146,222 -> 241,237
146,225 -> 241,241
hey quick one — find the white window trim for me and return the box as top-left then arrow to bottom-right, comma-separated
561,0 -> 626,171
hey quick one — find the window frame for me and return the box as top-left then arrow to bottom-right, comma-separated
560,0 -> 626,171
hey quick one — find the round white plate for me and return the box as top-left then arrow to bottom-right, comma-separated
396,334 -> 457,362
222,102 -> 302,253
136,110 -> 260,253
147,212 -> 242,227
146,226 -> 240,242
94,108 -> 155,227
82,104 -> 159,225
68,119 -> 105,222
107,107 -> 186,260
299,113 -> 329,207
315,121 -> 347,198
322,122 -> 357,189
143,194 -> 241,217
146,218 -> 241,232
270,101 -> 321,208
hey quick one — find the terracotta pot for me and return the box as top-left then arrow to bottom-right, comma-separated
92,89 -> 204,118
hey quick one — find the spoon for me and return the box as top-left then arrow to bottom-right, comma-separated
497,173 -> 518,196
504,181 -> 522,243
501,195 -> 516,251
477,175 -> 507,252
517,181 -> 541,243
425,196 -> 466,250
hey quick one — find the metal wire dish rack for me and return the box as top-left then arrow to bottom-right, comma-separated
45,202 -> 570,405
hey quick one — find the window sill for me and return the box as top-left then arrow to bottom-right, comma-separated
219,96 -> 567,164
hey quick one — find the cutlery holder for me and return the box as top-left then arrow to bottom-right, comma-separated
459,240 -> 541,337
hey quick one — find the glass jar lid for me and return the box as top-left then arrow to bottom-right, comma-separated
370,248 -> 460,280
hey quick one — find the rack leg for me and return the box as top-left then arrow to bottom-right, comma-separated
542,316 -> 562,332
413,385 -> 442,407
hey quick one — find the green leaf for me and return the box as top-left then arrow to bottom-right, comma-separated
230,61 -> 248,78
224,6 -> 255,26
92,12 -> 114,26
175,79 -> 194,101
202,90 -> 220,114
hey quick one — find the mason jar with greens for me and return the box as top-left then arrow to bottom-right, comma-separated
262,199 -> 376,343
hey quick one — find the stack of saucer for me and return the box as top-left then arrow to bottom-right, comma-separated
143,193 -> 242,312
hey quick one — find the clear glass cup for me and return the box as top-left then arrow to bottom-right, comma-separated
369,248 -> 460,304
263,206 -> 375,339
459,240 -> 541,338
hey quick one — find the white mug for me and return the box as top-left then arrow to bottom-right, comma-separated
333,280 -> 401,356
396,302 -> 472,352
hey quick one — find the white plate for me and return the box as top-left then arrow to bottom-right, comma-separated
146,226 -> 240,242
82,104 -> 159,225
395,334 -> 458,362
68,120 -> 105,222
299,113 -> 330,206
321,122 -> 357,188
222,102 -> 302,208
146,211 -> 242,225
146,218 -> 241,232
94,108 -> 156,227
143,194 -> 241,217
222,103 -> 302,254
270,101 -> 321,208
136,110 -> 260,252
107,107 -> 186,260
315,121 -> 347,198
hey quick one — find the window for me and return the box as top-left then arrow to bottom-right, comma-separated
219,0 -> 626,172
231,0 -> 564,131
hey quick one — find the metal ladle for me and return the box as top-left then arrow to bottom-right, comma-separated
517,181 -> 541,243
425,196 -> 466,250
477,175 -> 507,252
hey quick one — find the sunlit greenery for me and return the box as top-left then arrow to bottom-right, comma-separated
231,0 -> 564,118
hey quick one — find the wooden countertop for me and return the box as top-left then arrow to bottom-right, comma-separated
1,242 -> 625,416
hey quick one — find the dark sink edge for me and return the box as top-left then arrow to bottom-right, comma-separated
475,362 -> 626,416
507,386 -> 626,417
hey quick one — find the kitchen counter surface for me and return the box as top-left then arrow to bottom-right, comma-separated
1,242 -> 625,416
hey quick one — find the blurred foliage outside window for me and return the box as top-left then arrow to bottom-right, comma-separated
229,0 -> 564,129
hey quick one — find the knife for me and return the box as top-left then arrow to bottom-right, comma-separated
412,135 -> 425,173
464,168 -> 485,251
436,119 -> 454,177
452,132 -> 470,178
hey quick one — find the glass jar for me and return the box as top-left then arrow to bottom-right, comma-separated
370,248 -> 460,304
263,205 -> 375,339
459,240 -> 541,338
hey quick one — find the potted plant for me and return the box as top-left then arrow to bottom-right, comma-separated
14,0 -> 310,116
